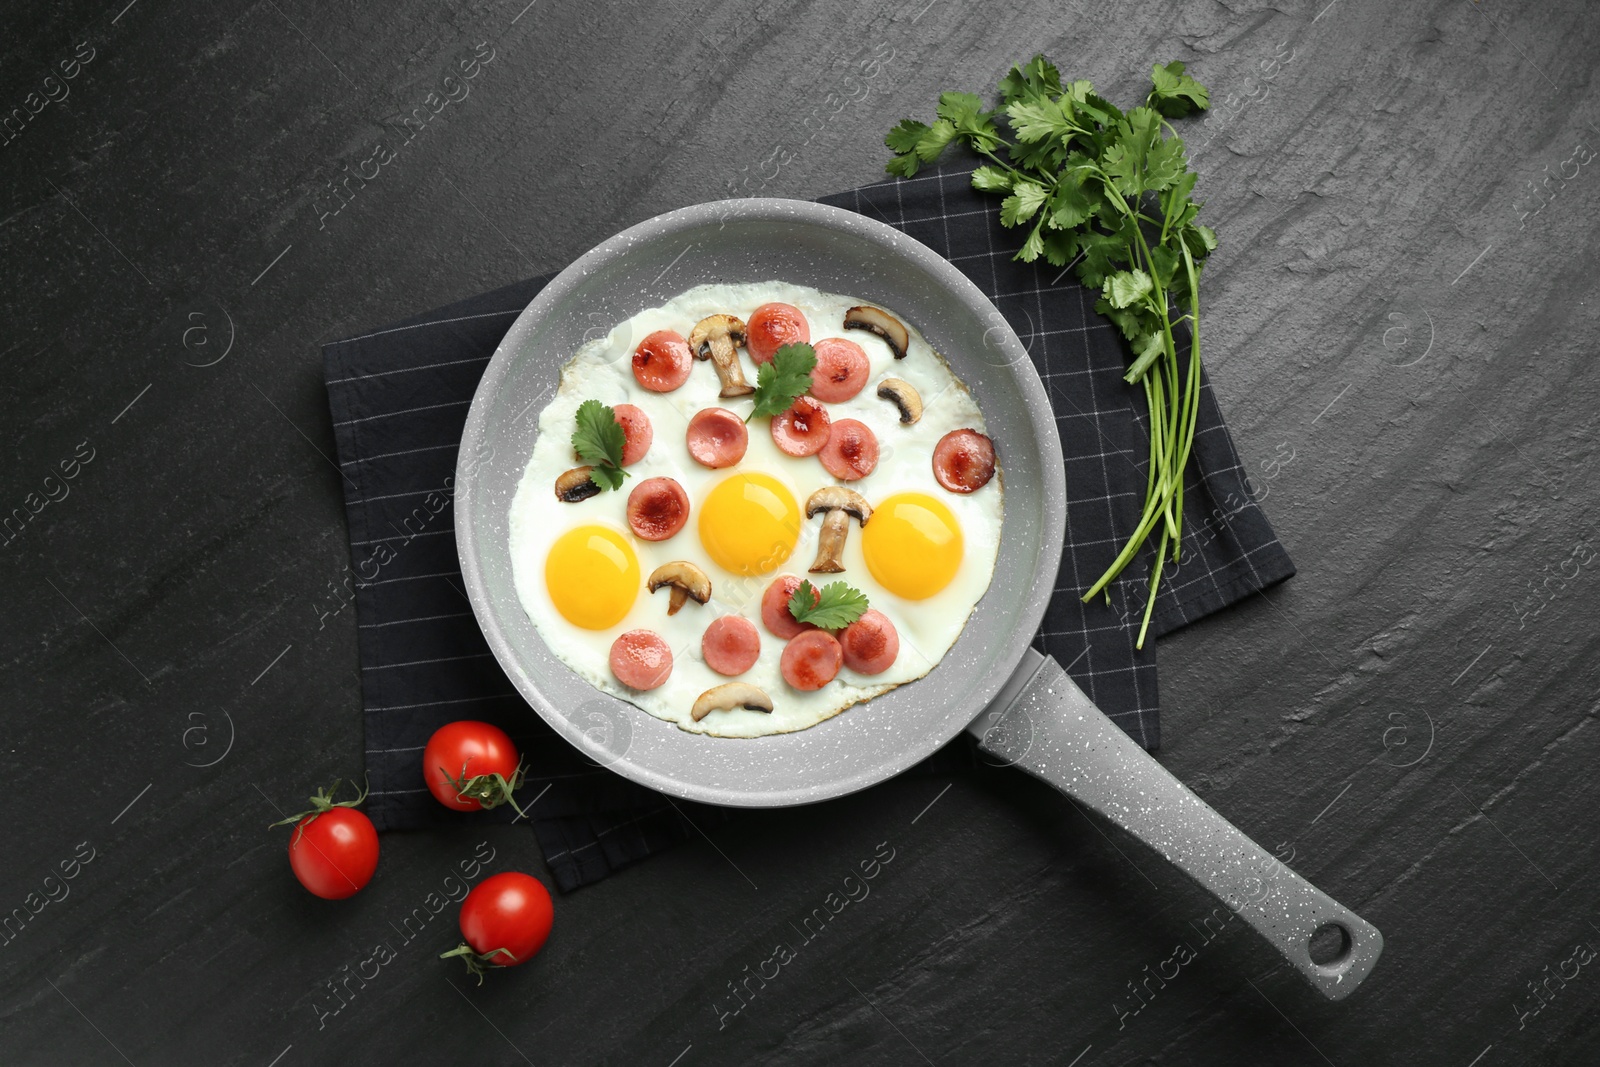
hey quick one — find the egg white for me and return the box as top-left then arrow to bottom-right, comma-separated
507,281 -> 1003,737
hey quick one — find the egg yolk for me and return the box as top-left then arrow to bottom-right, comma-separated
545,525 -> 640,629
862,493 -> 964,600
698,473 -> 800,576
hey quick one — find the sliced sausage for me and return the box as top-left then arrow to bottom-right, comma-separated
932,428 -> 997,493
761,575 -> 818,639
609,629 -> 673,690
770,396 -> 831,457
808,338 -> 869,402
781,630 -> 843,691
626,476 -> 689,541
685,407 -> 749,469
701,616 -> 761,677
746,302 -> 810,364
613,403 -> 652,466
818,419 -> 879,481
632,330 -> 693,392
840,609 -> 899,675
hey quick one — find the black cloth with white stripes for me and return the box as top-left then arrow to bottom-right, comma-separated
322,162 -> 1295,892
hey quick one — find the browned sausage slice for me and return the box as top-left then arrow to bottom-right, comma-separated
761,575 -> 818,639
614,403 -> 652,466
780,630 -> 842,691
609,629 -> 673,690
746,302 -> 810,365
626,476 -> 689,540
808,338 -> 869,402
632,330 -> 693,392
932,428 -> 997,493
818,419 -> 879,481
685,407 -> 749,469
840,609 -> 899,675
770,396 -> 831,457
701,616 -> 761,677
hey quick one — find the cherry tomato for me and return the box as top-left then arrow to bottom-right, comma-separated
422,721 -> 525,813
285,805 -> 379,900
443,872 -> 554,980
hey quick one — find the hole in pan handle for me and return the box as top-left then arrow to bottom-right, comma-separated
966,647 -> 1384,1001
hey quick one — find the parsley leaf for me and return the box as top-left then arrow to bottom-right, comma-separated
1102,108 -> 1186,195
937,91 -> 1001,152
998,54 -> 1062,105
937,91 -> 985,122
586,463 -> 627,493
571,399 -> 630,492
1104,269 -> 1154,309
884,118 -> 929,155
1148,60 -> 1210,118
970,165 -> 1014,192
1041,229 -> 1079,267
885,119 -> 932,177
788,580 -> 870,630
747,342 -> 818,421
1045,175 -> 1096,230
999,180 -> 1049,226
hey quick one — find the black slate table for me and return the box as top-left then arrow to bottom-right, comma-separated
4,1 -> 1599,1064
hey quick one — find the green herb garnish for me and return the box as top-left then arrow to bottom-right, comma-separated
747,342 -> 818,422
572,399 -> 630,491
788,579 -> 869,630
885,55 -> 1216,649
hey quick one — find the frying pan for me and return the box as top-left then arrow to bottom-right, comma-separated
455,198 -> 1383,1000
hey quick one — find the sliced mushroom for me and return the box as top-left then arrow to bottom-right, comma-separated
554,465 -> 601,503
876,378 -> 923,424
691,682 -> 774,722
843,305 -> 910,360
647,560 -> 712,616
689,314 -> 754,398
805,486 -> 873,574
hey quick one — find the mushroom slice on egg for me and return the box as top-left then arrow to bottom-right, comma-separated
554,466 -> 601,503
876,377 -> 923,424
843,305 -> 910,360
805,486 -> 873,574
646,560 -> 712,616
691,682 -> 774,722
689,314 -> 755,398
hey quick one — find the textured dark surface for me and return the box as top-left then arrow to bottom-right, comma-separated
2,1 -> 1598,1064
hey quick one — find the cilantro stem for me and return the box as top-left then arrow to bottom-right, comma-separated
1142,374 -> 1162,508
1137,526 -> 1170,648
976,144 -> 1025,177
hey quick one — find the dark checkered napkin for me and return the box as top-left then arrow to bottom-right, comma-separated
321,161 -> 1293,892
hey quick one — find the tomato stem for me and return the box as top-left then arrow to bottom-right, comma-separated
440,757 -> 530,819
268,777 -> 371,840
440,943 -> 519,985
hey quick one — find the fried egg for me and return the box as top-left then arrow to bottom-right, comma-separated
508,281 -> 1003,737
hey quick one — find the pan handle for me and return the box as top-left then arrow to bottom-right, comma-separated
971,648 -> 1383,1000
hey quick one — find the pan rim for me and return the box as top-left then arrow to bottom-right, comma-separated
456,196 -> 1067,807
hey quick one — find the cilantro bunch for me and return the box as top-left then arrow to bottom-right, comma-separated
885,56 -> 1216,648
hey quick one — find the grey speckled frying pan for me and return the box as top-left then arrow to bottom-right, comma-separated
455,198 -> 1383,1000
